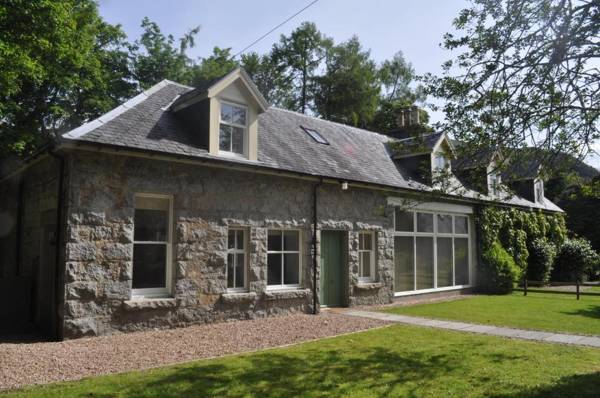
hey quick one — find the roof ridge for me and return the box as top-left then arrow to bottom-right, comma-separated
269,106 -> 394,141
162,79 -> 195,90
62,80 -> 185,140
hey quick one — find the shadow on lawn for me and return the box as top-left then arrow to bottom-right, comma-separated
83,347 -> 460,398
561,305 -> 600,320
490,372 -> 600,398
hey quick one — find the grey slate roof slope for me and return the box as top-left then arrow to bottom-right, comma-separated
60,79 -> 561,212
392,132 -> 445,158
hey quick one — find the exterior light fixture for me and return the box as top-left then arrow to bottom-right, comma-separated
341,181 -> 349,191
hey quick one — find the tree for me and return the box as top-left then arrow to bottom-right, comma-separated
0,0 -> 136,156
271,22 -> 331,114
314,36 -> 380,127
189,47 -> 238,88
129,17 -> 199,88
369,52 -> 426,133
430,0 -> 600,173
240,52 -> 290,106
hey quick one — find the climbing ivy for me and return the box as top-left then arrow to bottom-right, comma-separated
477,206 -> 567,292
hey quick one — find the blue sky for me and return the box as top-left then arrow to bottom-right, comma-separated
98,0 -> 599,168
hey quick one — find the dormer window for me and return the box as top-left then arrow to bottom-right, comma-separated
488,173 -> 500,196
219,102 -> 247,155
534,178 -> 544,203
434,153 -> 449,170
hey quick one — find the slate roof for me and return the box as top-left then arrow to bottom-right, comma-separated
392,132 -> 446,158
59,79 -> 562,212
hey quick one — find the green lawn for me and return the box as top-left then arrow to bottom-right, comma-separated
3,324 -> 600,398
383,291 -> 600,336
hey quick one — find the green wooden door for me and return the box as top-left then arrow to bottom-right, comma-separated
320,231 -> 345,307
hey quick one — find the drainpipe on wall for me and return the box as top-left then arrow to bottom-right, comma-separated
49,151 -> 66,341
312,178 -> 323,315
15,178 -> 24,277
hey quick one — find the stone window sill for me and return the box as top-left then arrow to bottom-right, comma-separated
354,282 -> 384,291
221,292 -> 257,304
264,288 -> 311,301
122,298 -> 177,311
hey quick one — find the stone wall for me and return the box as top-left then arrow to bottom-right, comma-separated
63,151 -> 395,338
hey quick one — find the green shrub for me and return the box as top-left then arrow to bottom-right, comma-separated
552,238 -> 599,282
527,238 -> 556,284
480,241 -> 522,293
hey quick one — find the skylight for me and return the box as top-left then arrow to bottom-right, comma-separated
301,126 -> 329,145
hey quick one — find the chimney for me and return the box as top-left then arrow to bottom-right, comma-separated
397,106 -> 420,128
388,106 -> 423,140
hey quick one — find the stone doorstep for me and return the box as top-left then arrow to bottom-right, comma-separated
354,282 -> 385,291
263,288 -> 311,301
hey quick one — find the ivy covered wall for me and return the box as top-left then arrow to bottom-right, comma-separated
476,206 -> 567,292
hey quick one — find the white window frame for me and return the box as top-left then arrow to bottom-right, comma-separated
358,231 -> 376,283
226,227 -> 248,293
488,172 -> 501,197
131,193 -> 173,299
218,100 -> 248,156
267,229 -> 302,290
393,209 -> 472,297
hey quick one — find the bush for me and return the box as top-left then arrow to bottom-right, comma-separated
480,241 -> 522,293
527,238 -> 556,284
552,238 -> 599,282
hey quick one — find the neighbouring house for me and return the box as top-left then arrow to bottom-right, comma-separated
0,68 -> 562,340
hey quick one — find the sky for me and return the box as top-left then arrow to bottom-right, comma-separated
98,0 -> 599,169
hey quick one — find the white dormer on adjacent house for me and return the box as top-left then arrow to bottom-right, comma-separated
431,135 -> 455,175
170,68 -> 269,161
486,152 -> 503,197
534,177 -> 545,203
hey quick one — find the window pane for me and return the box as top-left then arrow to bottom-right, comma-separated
437,214 -> 453,234
220,103 -> 233,122
394,236 -> 414,292
455,238 -> 469,285
417,213 -> 434,233
236,230 -> 245,250
267,253 -> 282,285
283,230 -> 299,251
231,106 -> 246,125
395,209 -> 413,232
231,126 -> 244,154
283,253 -> 299,284
360,233 -> 373,251
360,252 -> 371,278
219,125 -> 231,151
227,253 -> 235,288
268,231 -> 282,251
235,253 -> 245,288
134,209 -> 168,242
228,230 -> 235,249
437,237 -> 453,287
132,244 -> 166,289
416,237 -> 434,289
455,216 -> 469,234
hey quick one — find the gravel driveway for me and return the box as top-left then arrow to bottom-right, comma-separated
0,312 -> 388,391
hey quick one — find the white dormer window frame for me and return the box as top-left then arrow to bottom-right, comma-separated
433,152 -> 449,170
534,178 -> 545,203
488,172 -> 501,197
218,100 -> 248,157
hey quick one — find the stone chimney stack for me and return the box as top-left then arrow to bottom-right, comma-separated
397,106 -> 421,128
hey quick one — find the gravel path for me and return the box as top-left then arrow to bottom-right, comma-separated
0,312 -> 388,391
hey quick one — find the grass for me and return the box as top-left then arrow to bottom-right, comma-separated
382,291 -> 600,335
3,324 -> 600,398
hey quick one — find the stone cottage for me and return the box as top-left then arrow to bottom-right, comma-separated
0,68 -> 561,340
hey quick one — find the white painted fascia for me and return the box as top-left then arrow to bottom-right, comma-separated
62,80 -> 185,139
387,197 -> 474,214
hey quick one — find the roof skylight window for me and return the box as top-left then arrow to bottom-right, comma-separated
301,126 -> 329,145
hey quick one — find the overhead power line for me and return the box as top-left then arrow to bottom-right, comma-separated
232,0 -> 321,58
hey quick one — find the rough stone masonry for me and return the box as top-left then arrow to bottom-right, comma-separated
61,151 -> 394,338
